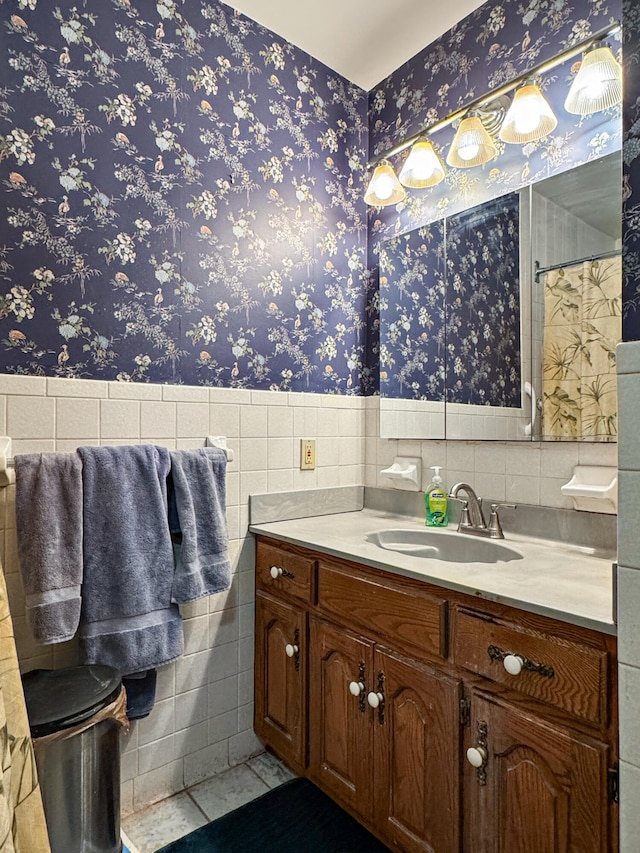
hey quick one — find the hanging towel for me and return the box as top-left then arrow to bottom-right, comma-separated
168,447 -> 232,604
14,452 -> 83,645
122,669 -> 158,720
77,445 -> 183,676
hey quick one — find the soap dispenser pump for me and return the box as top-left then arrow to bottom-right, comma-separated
425,466 -> 448,527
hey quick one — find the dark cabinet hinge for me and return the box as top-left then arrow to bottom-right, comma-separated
608,764 -> 619,804
460,697 -> 471,727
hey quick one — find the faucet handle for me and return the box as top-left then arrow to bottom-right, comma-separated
448,496 -> 472,528
488,503 -> 517,539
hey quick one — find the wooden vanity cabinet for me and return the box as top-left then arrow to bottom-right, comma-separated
253,540 -> 315,775
254,535 -> 618,853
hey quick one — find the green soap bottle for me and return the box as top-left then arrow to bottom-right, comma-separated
425,466 -> 448,527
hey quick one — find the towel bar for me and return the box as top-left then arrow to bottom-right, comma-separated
0,435 -> 234,487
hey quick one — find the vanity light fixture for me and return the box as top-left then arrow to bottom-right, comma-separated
363,21 -> 620,205
364,159 -> 406,206
564,42 -> 622,116
446,113 -> 497,169
398,137 -> 446,188
499,80 -> 558,144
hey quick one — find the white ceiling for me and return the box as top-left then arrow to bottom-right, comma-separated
223,0 -> 488,91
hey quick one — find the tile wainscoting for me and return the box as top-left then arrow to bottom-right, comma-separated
0,373 -> 615,812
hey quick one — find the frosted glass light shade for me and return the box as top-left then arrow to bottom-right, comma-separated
446,115 -> 497,168
499,83 -> 558,144
398,139 -> 446,188
364,161 -> 406,206
564,44 -> 622,115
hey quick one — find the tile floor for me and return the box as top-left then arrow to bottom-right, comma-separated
121,753 -> 296,853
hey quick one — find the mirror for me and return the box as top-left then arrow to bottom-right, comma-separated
533,153 -> 621,441
379,149 -> 621,441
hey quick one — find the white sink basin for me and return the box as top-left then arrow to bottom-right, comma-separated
368,528 -> 523,564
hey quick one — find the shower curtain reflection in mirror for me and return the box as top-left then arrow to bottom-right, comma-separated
542,256 -> 621,439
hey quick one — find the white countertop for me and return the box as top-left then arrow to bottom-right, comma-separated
250,508 -> 616,635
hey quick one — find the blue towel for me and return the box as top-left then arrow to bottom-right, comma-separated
123,669 -> 157,720
14,452 -> 83,644
168,447 -> 232,604
77,445 -> 183,675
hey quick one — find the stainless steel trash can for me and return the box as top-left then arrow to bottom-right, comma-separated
22,665 -> 124,853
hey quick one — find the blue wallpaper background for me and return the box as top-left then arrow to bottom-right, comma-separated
379,192 -> 521,406
0,0 -> 635,395
0,0 -> 368,391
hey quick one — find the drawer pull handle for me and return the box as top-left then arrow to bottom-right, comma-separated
467,720 -> 489,786
367,671 -> 386,724
350,662 -> 367,712
285,628 -> 300,671
367,691 -> 384,709
466,746 -> 487,769
488,644 -> 555,679
270,565 -> 295,580
503,654 -> 524,676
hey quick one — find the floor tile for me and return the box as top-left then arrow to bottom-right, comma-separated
121,791 -> 207,853
247,752 -> 296,788
187,762 -> 270,821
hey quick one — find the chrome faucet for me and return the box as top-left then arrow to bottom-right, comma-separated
448,482 -> 516,539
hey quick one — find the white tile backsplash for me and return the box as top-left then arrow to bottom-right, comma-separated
100,399 -> 140,439
8,396 -> 55,438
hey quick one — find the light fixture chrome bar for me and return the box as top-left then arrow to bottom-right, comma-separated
367,21 -> 621,171
534,248 -> 621,282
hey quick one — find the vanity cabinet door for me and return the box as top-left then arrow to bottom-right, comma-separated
308,616 -> 375,822
254,592 -> 306,773
464,689 -> 610,853
373,647 -> 462,853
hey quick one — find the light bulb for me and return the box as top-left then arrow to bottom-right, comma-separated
456,142 -> 481,162
399,139 -> 445,188
499,82 -> 557,144
511,96 -> 542,135
374,173 -> 395,200
407,148 -> 436,180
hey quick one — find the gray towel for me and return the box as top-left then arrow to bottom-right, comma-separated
78,445 -> 183,675
169,447 -> 232,604
14,452 -> 83,644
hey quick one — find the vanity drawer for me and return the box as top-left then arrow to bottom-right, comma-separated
317,560 -> 448,660
256,540 -> 315,604
453,608 -> 609,726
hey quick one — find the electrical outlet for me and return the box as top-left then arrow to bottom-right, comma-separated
300,439 -> 316,470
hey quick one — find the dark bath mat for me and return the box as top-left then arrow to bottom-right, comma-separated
155,777 -> 392,852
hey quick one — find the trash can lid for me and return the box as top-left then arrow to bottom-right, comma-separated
22,665 -> 122,738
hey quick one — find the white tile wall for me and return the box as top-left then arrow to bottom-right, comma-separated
0,373 -> 615,815
0,375 -> 366,812
617,341 -> 640,852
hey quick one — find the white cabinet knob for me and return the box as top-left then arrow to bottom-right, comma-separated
270,566 -> 283,579
285,643 -> 299,658
367,691 -> 384,709
349,681 -> 365,697
503,654 -> 524,676
466,746 -> 488,768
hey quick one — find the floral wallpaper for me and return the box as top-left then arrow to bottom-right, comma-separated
0,0 -> 635,396
378,220 -> 446,401
379,192 -> 520,407
0,1 -> 369,392
446,193 -> 520,406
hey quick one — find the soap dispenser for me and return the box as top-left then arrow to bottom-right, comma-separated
425,466 -> 448,527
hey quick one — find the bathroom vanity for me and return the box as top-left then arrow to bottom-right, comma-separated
251,509 -> 618,853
